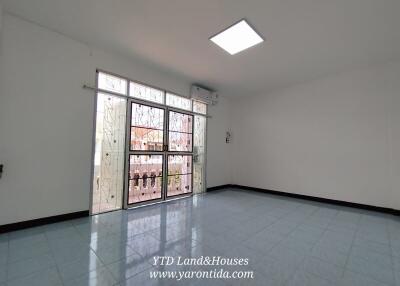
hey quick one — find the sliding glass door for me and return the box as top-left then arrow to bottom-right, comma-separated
92,70 -> 207,214
167,110 -> 194,197
125,100 -> 194,207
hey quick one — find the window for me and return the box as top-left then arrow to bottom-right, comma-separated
167,155 -> 193,197
168,111 -> 193,152
129,82 -> 164,104
98,72 -> 127,95
93,71 -> 209,213
150,172 -> 156,187
92,92 -> 126,214
193,101 -> 207,114
142,173 -> 148,188
166,93 -> 191,110
130,103 -> 164,151
133,173 -> 140,187
193,115 -> 206,194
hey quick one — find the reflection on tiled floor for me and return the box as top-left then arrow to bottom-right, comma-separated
1,188 -> 400,286
128,191 -> 192,205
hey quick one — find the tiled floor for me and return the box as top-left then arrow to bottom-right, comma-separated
1,188 -> 400,286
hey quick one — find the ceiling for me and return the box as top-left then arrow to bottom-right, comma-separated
3,0 -> 400,97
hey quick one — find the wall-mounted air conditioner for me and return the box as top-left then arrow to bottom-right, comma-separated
190,85 -> 218,105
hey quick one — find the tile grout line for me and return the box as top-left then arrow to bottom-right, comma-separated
283,205 -> 323,284
5,234 -> 9,283
387,218 -> 397,286
294,207 -> 342,285
4,229 -> 63,285
341,213 -> 362,281
2,190 -> 400,286
309,208 -> 337,253
43,227 -> 66,286
262,205 -> 322,285
326,209 -> 350,282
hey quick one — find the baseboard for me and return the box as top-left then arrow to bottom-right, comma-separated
0,210 -> 89,234
215,184 -> 400,216
2,185 -> 397,234
207,184 -> 235,192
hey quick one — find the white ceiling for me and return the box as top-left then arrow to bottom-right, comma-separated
3,0 -> 400,96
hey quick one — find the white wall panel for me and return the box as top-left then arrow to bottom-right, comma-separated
0,14 -> 232,225
231,61 -> 400,209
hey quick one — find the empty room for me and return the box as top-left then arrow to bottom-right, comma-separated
0,0 -> 400,285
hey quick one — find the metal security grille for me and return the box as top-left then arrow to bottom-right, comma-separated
91,70 -> 207,213
126,99 -> 195,207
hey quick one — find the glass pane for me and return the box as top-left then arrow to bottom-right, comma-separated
128,154 -> 163,204
193,101 -> 207,114
167,174 -> 192,197
130,103 -> 164,151
193,115 -> 206,194
98,72 -> 127,95
167,155 -> 192,197
166,93 -> 191,110
169,112 -> 193,133
129,82 -> 164,104
168,155 -> 192,175
168,111 -> 193,152
92,93 -> 126,214
168,132 -> 192,152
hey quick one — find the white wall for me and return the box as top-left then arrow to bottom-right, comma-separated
0,1 -> 3,47
0,1 -> 3,99
0,14 -> 231,225
0,1 -> 2,27
0,1 -> 2,26
2,11 -> 397,226
231,61 -> 400,209
206,96 -> 232,188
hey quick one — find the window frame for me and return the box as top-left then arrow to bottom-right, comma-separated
95,69 -> 208,117
90,69 -> 209,213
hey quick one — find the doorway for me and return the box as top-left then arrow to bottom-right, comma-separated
125,100 -> 194,207
91,70 -> 207,214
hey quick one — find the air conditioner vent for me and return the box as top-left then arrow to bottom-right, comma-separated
190,85 -> 218,105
